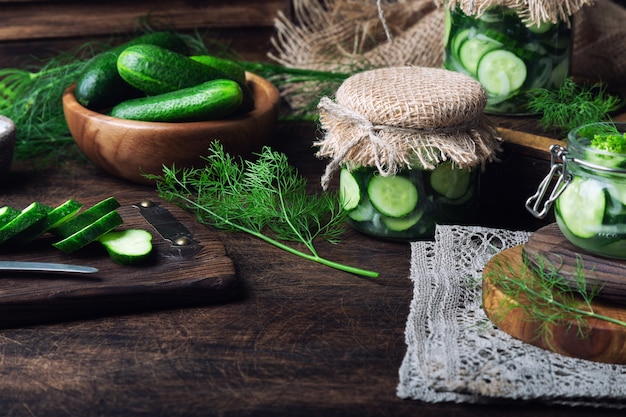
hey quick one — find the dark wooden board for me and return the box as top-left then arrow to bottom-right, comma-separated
483,245 -> 626,364
0,193 -> 239,328
523,223 -> 626,304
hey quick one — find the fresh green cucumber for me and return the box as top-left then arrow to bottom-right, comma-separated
477,49 -> 527,97
52,197 -> 120,239
9,199 -> 83,246
75,31 -> 189,110
367,175 -> 418,218
117,44 -> 228,96
339,168 -> 361,211
0,206 -> 21,228
556,176 -> 606,239
190,55 -> 254,112
98,229 -> 153,265
0,202 -> 52,245
53,210 -> 124,254
429,161 -> 472,200
110,79 -> 243,122
190,55 -> 247,84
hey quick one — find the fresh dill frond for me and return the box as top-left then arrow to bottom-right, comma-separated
487,253 -> 626,347
527,77 -> 622,135
147,142 -> 379,278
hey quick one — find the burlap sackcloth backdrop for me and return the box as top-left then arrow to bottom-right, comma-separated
267,0 -> 626,407
269,0 -> 626,113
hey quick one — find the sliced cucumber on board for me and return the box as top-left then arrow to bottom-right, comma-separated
0,206 -> 21,228
0,202 -> 52,245
98,229 -> 153,265
53,210 -> 124,254
10,199 -> 83,246
52,197 -> 121,238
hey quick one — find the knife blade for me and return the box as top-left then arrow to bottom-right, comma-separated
0,261 -> 98,274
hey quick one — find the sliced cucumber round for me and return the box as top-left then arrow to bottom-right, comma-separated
52,197 -> 120,238
98,229 -> 153,265
0,206 -> 21,228
429,162 -> 472,200
556,176 -> 606,239
458,36 -> 502,75
367,175 -> 418,218
339,168 -> 361,211
477,49 -> 527,97
11,199 -> 83,246
0,202 -> 52,245
347,197 -> 376,222
53,210 -> 124,254
381,209 -> 424,232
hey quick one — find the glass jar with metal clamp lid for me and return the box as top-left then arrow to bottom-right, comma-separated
526,122 -> 626,259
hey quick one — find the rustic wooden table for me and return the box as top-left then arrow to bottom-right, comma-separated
0,121 -> 620,416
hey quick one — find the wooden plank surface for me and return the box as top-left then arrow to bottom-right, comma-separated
0,122 -> 620,416
0,0 -> 288,41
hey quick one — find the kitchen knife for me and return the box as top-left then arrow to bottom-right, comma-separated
0,261 -> 98,274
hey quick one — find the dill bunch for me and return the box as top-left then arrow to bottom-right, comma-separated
0,42 -> 111,161
527,78 -> 622,135
148,142 -> 379,278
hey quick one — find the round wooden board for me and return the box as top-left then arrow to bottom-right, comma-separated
524,223 -> 626,305
482,245 -> 626,364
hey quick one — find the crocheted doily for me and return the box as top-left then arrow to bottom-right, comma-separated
397,225 -> 626,408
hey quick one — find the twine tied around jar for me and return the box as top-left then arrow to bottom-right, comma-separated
438,0 -> 596,25
315,66 -> 501,190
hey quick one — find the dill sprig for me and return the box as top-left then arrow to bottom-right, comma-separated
147,142 -> 379,278
527,77 -> 622,135
487,254 -> 626,346
0,43 -> 107,160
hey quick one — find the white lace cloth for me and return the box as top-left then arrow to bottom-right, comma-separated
397,225 -> 626,408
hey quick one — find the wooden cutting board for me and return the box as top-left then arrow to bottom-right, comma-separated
0,194 -> 239,328
524,223 -> 626,305
483,245 -> 626,364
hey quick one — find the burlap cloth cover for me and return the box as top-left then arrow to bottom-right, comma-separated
315,66 -> 501,189
398,225 -> 626,407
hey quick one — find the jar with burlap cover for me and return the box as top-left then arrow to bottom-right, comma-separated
316,66 -> 501,189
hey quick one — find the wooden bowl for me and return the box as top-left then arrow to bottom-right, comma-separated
63,72 -> 280,184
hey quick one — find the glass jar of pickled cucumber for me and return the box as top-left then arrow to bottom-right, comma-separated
340,162 -> 480,241
443,5 -> 572,115
527,123 -> 626,259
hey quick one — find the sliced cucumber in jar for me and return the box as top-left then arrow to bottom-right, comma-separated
347,196 -> 376,222
367,175 -> 419,218
477,49 -> 527,97
381,209 -> 424,232
556,176 -> 606,239
429,161 -> 472,200
459,36 -> 502,75
339,168 -> 361,211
